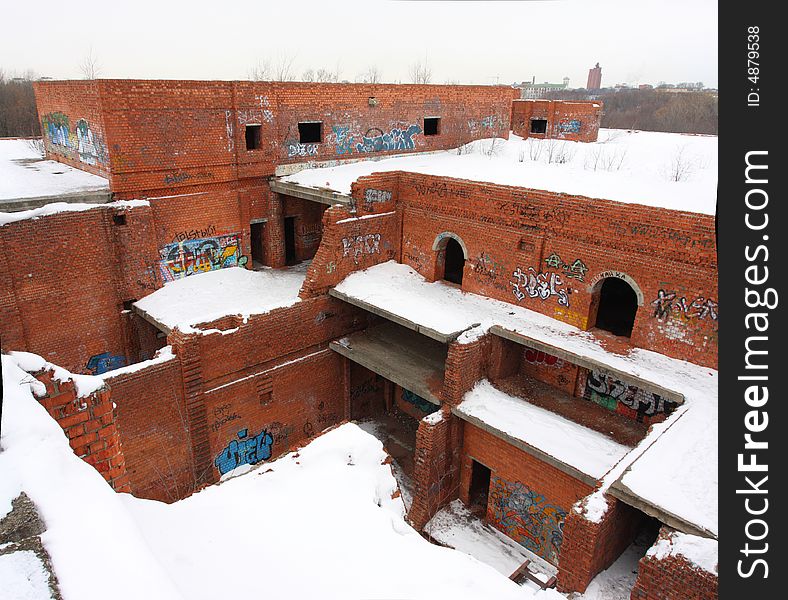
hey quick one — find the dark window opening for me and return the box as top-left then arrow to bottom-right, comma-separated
424,117 -> 440,136
245,125 -> 262,150
530,119 -> 548,134
113,214 -> 127,226
298,122 -> 322,143
284,216 -> 297,265
250,221 -> 266,266
594,277 -> 639,338
122,299 -> 136,311
469,460 -> 491,512
443,238 -> 465,285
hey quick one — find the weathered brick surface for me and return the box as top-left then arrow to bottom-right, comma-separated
511,99 -> 602,142
31,369 -> 130,492
630,527 -> 718,600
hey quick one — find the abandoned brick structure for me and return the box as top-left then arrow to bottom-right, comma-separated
0,80 -> 717,598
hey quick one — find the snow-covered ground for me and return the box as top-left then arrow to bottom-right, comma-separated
282,129 -> 717,215
2,353 -> 565,600
0,139 -> 108,202
334,261 -> 718,537
0,551 -> 54,600
133,264 -> 308,334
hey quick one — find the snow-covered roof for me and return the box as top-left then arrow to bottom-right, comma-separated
281,129 -> 717,215
0,138 -> 109,203
133,265 -> 307,335
457,380 -> 631,480
333,261 -> 718,536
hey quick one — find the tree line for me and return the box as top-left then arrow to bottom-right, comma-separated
0,71 -> 40,137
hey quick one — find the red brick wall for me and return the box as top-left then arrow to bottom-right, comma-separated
461,423 -> 594,565
557,494 -> 645,592
511,100 -> 602,142
631,527 -> 718,600
32,368 -> 130,492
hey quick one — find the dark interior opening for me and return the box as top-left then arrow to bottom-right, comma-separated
250,221 -> 266,266
424,117 -> 440,136
469,460 -> 492,511
594,277 -> 639,337
443,237 -> 465,285
245,125 -> 261,150
298,122 -> 322,143
113,214 -> 127,226
122,299 -> 136,311
530,119 -> 548,134
284,216 -> 297,265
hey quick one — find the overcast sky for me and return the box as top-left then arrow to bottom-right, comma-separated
2,0 -> 717,88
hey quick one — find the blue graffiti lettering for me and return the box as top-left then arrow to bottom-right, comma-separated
214,428 -> 274,475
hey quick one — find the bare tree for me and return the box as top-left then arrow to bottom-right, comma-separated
301,68 -> 316,82
80,47 -> 101,80
409,59 -> 432,84
315,67 -> 338,83
249,59 -> 272,81
357,65 -> 381,84
273,52 -> 297,82
663,145 -> 695,181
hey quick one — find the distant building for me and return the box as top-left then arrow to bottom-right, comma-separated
514,77 -> 570,99
587,63 -> 602,90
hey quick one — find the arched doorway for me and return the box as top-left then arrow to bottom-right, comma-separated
443,238 -> 465,285
593,277 -> 639,337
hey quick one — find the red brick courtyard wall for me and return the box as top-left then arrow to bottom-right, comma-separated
352,171 -> 718,368
461,423 -> 594,566
511,99 -> 602,142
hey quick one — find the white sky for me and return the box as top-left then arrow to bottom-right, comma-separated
2,0 -> 717,88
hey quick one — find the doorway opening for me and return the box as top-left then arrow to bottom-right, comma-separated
284,216 -> 297,265
443,238 -> 465,285
250,221 -> 266,267
469,459 -> 492,514
594,277 -> 639,337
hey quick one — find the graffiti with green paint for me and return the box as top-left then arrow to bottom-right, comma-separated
42,112 -> 108,166
401,389 -> 434,413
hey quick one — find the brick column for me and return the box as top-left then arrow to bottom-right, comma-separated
33,369 -> 130,492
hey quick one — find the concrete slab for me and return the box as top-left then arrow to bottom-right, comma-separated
269,179 -> 352,206
330,322 -> 447,405
0,189 -> 112,213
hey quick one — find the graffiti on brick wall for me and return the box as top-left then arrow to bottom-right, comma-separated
489,477 -> 566,564
42,113 -> 108,166
584,370 -> 678,422
333,125 -> 355,155
214,428 -> 274,475
238,108 -> 274,126
511,267 -> 571,306
211,403 -> 241,433
287,143 -> 318,158
86,352 -> 126,375
556,119 -> 581,136
401,388 -> 434,413
225,110 -> 235,152
467,115 -> 502,134
172,225 -> 217,243
342,233 -> 381,264
544,252 -> 589,282
300,222 -> 323,246
355,125 -> 422,154
363,188 -> 393,211
651,290 -> 718,322
159,233 -> 249,281
523,348 -> 564,368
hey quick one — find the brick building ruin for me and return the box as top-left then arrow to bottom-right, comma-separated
0,80 -> 717,598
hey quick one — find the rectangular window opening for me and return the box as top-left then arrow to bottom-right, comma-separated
530,118 -> 548,134
113,214 -> 127,226
424,117 -> 440,136
298,122 -> 322,143
245,125 -> 262,150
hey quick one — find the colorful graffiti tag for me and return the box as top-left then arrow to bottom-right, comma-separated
159,233 -> 248,281
341,233 -> 381,265
556,119 -> 582,136
651,290 -> 718,321
214,428 -> 274,475
42,112 -> 108,166
544,252 -> 589,282
584,370 -> 678,422
401,388 -> 434,413
489,477 -> 566,564
330,123 -> 422,155
86,352 -> 126,375
511,267 -> 571,306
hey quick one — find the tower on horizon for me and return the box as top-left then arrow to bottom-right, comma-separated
587,63 -> 602,90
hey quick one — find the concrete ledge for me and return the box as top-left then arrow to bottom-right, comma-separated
489,325 -> 685,405
451,405 -> 599,488
608,480 -> 717,540
329,288 -> 466,343
269,180 -> 352,206
272,148 -> 449,177
131,304 -> 172,336
0,189 -> 112,213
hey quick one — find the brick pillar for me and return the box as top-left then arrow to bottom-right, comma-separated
631,527 -> 718,600
33,369 -> 130,492
408,407 -> 463,530
268,191 -> 286,268
342,357 -> 351,420
557,493 -> 645,593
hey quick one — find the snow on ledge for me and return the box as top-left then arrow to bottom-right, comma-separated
0,200 -> 149,226
7,350 -> 105,398
96,346 -> 176,380
647,531 -> 718,575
